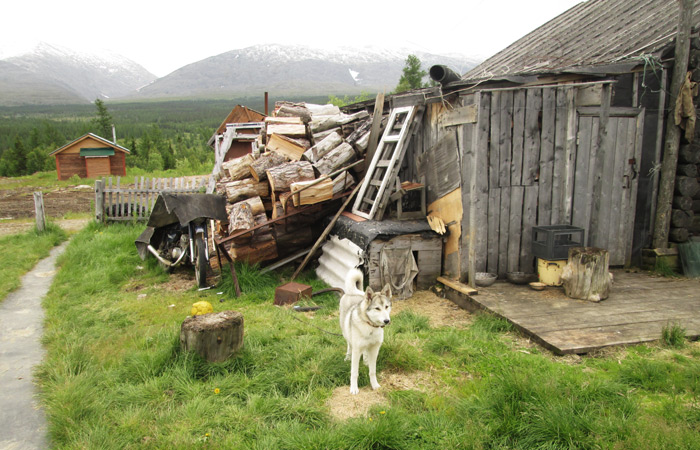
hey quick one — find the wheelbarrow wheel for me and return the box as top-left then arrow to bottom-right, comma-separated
194,234 -> 208,288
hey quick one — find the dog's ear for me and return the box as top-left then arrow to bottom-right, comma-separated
365,286 -> 374,301
381,283 -> 392,298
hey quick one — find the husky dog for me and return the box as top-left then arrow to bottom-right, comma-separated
339,268 -> 392,394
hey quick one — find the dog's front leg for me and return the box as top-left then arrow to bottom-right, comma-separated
367,344 -> 381,390
349,346 -> 361,395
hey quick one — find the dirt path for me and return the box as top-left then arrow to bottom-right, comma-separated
0,241 -> 68,449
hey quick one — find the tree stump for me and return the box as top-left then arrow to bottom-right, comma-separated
180,310 -> 244,362
560,247 -> 612,302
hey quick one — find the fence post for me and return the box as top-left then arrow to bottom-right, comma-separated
33,191 -> 46,232
95,179 -> 104,222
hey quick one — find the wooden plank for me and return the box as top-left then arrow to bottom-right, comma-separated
487,188 -> 501,275
440,103 -> 478,127
467,92 -> 491,284
562,87 -> 577,223
459,119 -> 474,281
519,185 -> 539,271
497,187 -> 511,277
522,89 -> 542,186
510,89 -> 526,186
596,116 -> 619,253
538,87 -> 556,225
608,116 -> 629,264
507,186 -> 524,272
488,91 -> 501,190
437,276 -> 478,296
551,87 -> 568,224
588,84 -> 612,247
571,115 -> 593,231
498,90 -> 513,188
622,110 -> 645,264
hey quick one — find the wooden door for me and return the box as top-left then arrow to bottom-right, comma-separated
85,157 -> 111,179
571,107 -> 644,266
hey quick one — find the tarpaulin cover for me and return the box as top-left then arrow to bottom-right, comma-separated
134,193 -> 228,260
147,193 -> 228,228
329,215 -> 436,251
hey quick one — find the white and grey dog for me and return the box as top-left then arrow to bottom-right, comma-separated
339,268 -> 392,394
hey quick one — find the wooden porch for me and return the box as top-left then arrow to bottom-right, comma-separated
447,270 -> 700,354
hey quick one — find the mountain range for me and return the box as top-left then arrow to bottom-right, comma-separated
0,43 -> 480,106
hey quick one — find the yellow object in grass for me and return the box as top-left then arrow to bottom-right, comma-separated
191,301 -> 213,316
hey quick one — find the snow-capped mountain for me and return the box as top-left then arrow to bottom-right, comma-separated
0,42 -> 156,105
134,44 -> 480,99
0,42 -> 480,105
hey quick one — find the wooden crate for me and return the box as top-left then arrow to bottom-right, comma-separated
367,233 -> 442,291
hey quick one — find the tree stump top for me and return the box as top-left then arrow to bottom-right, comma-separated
182,310 -> 243,333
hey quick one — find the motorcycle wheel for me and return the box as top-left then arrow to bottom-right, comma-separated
194,234 -> 208,288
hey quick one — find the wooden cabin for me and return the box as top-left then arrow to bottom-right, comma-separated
208,105 -> 266,162
50,133 -> 130,180
344,0 -> 700,284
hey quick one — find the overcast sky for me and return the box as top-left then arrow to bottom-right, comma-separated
1,0 -> 584,77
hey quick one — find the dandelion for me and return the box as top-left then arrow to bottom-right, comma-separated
214,388 -> 220,394
369,417 -> 373,421
205,433 -> 210,437
380,411 -> 386,415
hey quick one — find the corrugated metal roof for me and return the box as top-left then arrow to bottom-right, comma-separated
464,0 -> 700,82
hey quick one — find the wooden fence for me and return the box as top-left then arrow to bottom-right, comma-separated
95,176 -> 209,222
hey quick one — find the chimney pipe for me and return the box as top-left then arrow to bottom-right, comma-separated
112,124 -> 117,143
429,65 -> 461,86
264,92 -> 269,116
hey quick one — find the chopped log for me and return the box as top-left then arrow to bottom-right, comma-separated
305,103 -> 341,117
302,131 -> 342,163
313,142 -> 355,175
221,179 -> 269,203
180,310 -> 244,362
249,151 -> 288,181
354,131 -> 371,151
313,127 -> 342,143
333,171 -> 356,195
274,224 -> 315,258
675,176 -> 700,197
228,201 -> 254,234
222,154 -> 255,181
670,227 -> 690,242
274,104 -> 312,122
345,118 -> 372,147
673,195 -> 694,211
267,133 -> 307,161
560,247 -> 612,302
229,237 -> 278,264
265,116 -> 303,125
671,209 -> 693,228
267,161 -> 315,192
291,178 -> 334,206
679,143 -> 700,163
266,123 -> 307,138
677,163 -> 699,177
310,110 -> 370,134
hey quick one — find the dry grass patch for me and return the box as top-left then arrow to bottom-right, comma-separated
392,290 -> 472,328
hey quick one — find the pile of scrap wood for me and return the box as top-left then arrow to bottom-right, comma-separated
212,102 -> 374,265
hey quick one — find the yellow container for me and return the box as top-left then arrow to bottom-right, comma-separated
537,258 -> 567,286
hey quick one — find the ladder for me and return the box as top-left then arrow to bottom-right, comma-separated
352,105 -> 417,220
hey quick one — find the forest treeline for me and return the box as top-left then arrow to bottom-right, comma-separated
0,96 -> 325,178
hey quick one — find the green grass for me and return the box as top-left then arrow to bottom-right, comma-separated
36,222 -> 700,449
0,222 -> 67,300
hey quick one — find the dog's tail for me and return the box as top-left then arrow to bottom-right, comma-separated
345,268 -> 365,296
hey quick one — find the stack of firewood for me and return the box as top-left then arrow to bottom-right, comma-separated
672,145 -> 700,242
213,102 -> 373,264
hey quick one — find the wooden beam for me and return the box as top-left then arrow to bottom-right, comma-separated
653,0 -> 694,248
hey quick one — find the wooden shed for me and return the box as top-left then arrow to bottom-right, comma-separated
208,105 -> 266,162
50,133 -> 130,180
345,0 -> 700,285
